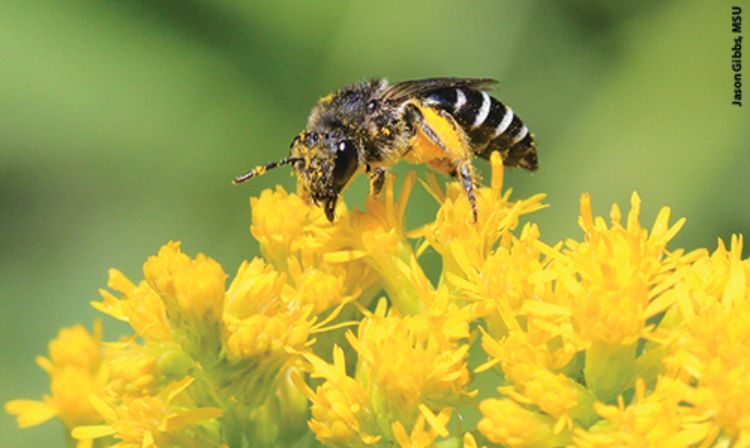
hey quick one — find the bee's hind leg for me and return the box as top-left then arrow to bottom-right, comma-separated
458,163 -> 479,223
407,104 -> 480,223
365,164 -> 387,195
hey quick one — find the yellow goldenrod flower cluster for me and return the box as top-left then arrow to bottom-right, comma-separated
6,153 -> 749,447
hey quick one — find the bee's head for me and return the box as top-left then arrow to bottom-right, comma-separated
233,131 -> 360,222
289,131 -> 359,221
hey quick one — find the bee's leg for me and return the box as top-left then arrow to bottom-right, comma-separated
406,105 -> 479,223
426,158 -> 455,176
365,164 -> 387,195
458,162 -> 479,223
297,183 -> 312,203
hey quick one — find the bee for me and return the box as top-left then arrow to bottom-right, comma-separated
233,77 -> 537,222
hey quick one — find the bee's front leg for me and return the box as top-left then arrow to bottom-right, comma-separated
297,183 -> 312,203
365,164 -> 387,195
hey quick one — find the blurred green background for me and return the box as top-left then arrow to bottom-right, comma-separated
1,0 -> 747,445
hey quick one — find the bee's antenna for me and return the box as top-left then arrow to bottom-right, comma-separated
232,157 -> 303,184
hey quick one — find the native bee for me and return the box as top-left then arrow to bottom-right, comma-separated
233,77 -> 537,222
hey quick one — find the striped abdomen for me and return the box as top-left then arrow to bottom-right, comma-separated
420,87 -> 537,171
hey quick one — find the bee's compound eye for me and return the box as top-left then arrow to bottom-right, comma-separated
304,133 -> 319,146
366,99 -> 379,113
333,140 -> 358,191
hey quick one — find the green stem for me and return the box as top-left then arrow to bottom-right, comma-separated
224,410 -> 245,448
369,241 -> 428,315
584,340 -> 637,403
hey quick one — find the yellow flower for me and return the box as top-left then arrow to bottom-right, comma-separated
416,152 -> 546,282
250,185 -> 322,269
346,301 -> 474,420
299,296 -> 473,446
104,340 -> 191,399
92,268 -> 171,342
219,256 -> 350,412
473,192 -> 705,444
561,192 -> 686,347
144,241 -> 226,322
478,397 -> 570,447
224,257 -> 287,318
5,322 -> 106,434
573,378 -> 710,448
295,346 -> 381,447
105,342 -> 159,398
143,241 -> 226,361
479,330 -> 596,431
391,408 -> 453,448
551,192 -> 692,402
663,235 -> 750,445
222,257 -> 312,363
251,186 -> 380,308
286,256 -> 352,314
452,222 -> 566,344
9,151 -> 750,448
46,321 -> 103,373
72,377 -> 223,448
342,172 -> 433,314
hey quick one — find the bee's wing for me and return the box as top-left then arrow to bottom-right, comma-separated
380,77 -> 498,102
